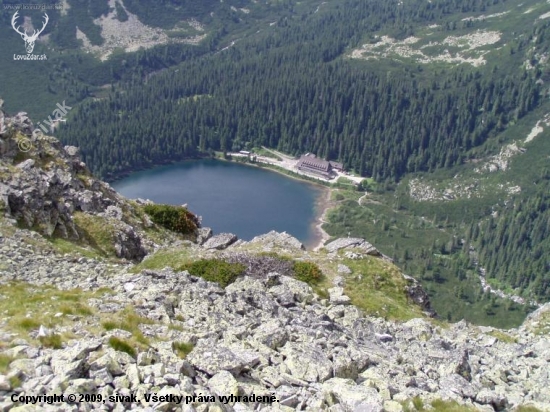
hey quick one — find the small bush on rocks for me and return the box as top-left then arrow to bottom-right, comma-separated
143,204 -> 199,235
293,261 -> 324,285
9,376 -> 21,389
224,253 -> 294,278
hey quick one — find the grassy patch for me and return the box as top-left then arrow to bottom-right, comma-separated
108,336 -> 136,358
513,406 -> 544,412
403,398 -> 478,412
488,329 -> 518,343
131,248 -> 192,273
73,212 -> 117,257
339,256 -> 425,321
0,283 -> 99,342
172,341 -> 194,359
101,306 -> 153,346
48,238 -> 103,259
181,259 -> 246,287
0,354 -> 14,373
39,334 -> 63,349
9,376 -> 21,390
430,399 -> 477,412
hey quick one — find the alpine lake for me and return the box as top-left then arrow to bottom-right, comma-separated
111,159 -> 327,248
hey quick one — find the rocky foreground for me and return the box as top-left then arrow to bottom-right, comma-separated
0,225 -> 549,411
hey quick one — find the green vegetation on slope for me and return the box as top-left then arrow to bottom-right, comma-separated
182,259 -> 246,288
143,204 -> 199,235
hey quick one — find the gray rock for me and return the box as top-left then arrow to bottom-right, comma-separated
322,378 -> 383,411
375,333 -> 393,343
203,233 -> 238,250
0,375 -> 11,391
208,370 -> 239,397
325,238 -> 380,256
476,388 -> 507,411
252,320 -> 288,349
337,264 -> 352,274
328,287 -> 351,305
187,345 -> 253,376
280,343 -> 333,383
196,227 -> 213,245
247,231 -> 305,250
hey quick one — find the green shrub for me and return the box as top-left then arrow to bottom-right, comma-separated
108,336 -> 136,358
182,259 -> 245,287
293,261 -> 324,285
143,204 -> 199,235
172,341 -> 194,359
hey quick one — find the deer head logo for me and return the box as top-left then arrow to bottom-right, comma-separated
11,11 -> 49,54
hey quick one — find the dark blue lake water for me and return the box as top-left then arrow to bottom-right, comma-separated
111,159 -> 325,247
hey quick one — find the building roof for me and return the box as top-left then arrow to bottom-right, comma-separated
297,156 -> 331,172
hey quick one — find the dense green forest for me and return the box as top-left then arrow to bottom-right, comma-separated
57,0 -> 545,181
468,182 -> 550,299
2,0 -> 549,325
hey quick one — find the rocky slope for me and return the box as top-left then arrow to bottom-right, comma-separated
0,101 -> 192,261
0,105 -> 549,411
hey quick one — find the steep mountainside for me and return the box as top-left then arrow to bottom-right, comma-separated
0,105 -> 549,412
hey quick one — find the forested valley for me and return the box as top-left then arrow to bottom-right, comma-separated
1,0 -> 549,326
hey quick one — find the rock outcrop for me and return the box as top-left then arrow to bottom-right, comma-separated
0,107 -> 201,261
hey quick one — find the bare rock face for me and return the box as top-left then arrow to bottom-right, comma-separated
196,226 -> 213,245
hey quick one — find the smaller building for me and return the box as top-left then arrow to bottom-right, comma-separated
329,161 -> 344,172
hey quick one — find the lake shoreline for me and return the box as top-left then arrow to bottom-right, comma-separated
309,187 -> 334,251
